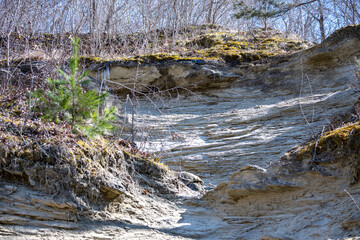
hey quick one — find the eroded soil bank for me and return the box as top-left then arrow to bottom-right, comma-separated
1,25 -> 360,239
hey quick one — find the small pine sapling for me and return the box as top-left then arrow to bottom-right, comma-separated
33,38 -> 116,137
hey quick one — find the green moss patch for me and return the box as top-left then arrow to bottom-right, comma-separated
283,122 -> 360,183
293,123 -> 360,161
63,26 -> 314,66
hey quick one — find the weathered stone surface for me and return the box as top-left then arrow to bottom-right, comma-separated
176,171 -> 204,192
89,25 -> 360,96
1,25 -> 360,240
99,185 -> 124,201
205,123 -> 360,239
0,215 -> 78,230
89,62 -> 241,94
225,165 -> 301,201
82,25 -> 360,239
0,184 -> 78,229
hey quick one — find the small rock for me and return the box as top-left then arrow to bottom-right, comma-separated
4,185 -> 17,193
240,165 -> 266,172
177,172 -> 203,184
100,184 -> 125,201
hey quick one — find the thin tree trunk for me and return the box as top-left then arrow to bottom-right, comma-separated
105,0 -> 116,35
317,0 -> 325,41
90,0 -> 97,36
207,0 -> 214,24
90,0 -> 97,54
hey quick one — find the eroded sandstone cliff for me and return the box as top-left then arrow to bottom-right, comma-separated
1,25 -> 360,240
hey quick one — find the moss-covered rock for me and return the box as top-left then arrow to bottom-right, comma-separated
281,122 -> 360,183
289,123 -> 360,161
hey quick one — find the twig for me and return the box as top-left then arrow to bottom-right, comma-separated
299,58 -> 316,139
305,73 -> 315,123
36,141 -> 49,157
309,126 -> 325,168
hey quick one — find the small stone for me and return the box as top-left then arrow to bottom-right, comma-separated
4,185 -> 17,192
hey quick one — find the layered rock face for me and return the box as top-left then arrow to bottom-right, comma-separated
86,25 -> 360,239
88,27 -> 313,95
1,25 -> 360,239
205,123 -> 360,239
90,61 -> 242,94
89,25 -> 358,96
89,25 -> 360,181
202,26 -> 360,239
